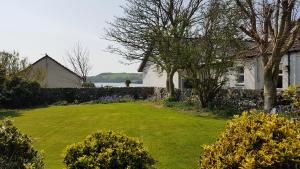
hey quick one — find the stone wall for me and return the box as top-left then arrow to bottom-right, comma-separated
152,88 -> 265,111
40,87 -> 155,104
39,87 -> 292,112
151,87 -> 181,100
212,89 -> 264,111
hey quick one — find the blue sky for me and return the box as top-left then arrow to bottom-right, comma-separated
0,0 -> 140,76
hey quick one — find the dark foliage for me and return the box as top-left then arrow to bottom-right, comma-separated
82,82 -> 95,88
0,77 -> 42,108
0,120 -> 44,169
40,87 -> 154,105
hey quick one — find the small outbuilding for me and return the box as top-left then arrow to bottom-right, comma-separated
26,54 -> 83,88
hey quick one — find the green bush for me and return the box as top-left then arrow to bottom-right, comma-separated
64,131 -> 156,169
1,76 -> 42,108
82,82 -> 95,88
199,110 -> 300,169
125,79 -> 131,87
282,85 -> 300,107
0,120 -> 44,169
162,97 -> 179,107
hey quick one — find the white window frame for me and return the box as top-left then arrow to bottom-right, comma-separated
236,66 -> 245,86
277,65 -> 283,89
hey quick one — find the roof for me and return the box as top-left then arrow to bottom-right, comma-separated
31,54 -> 83,79
238,36 -> 300,58
138,36 -> 300,72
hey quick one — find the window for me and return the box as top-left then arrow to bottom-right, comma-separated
236,66 -> 245,85
183,79 -> 193,89
277,65 -> 283,89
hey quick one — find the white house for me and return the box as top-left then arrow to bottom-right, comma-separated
138,38 -> 300,90
26,55 -> 83,88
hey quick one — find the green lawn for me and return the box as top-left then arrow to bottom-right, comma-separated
0,102 -> 227,169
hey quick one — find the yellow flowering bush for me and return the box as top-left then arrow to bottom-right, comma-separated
283,85 -> 300,113
199,110 -> 300,169
64,131 -> 156,169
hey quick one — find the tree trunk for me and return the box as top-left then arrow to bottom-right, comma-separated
166,70 -> 176,99
264,70 -> 277,112
199,94 -> 208,108
166,75 -> 170,93
82,76 -> 87,83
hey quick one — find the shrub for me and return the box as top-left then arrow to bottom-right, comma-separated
199,110 -> 300,169
0,120 -> 44,169
125,79 -> 131,87
275,85 -> 300,119
82,82 -> 95,88
0,76 -> 42,108
282,85 -> 299,106
64,131 -> 156,169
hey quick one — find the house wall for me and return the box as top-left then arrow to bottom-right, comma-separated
142,51 -> 300,90
227,59 -> 259,90
28,57 -> 82,88
228,53 -> 298,90
256,54 -> 291,90
289,51 -> 300,86
142,63 -> 180,89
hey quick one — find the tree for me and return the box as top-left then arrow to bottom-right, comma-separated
0,66 -> 6,103
106,0 -> 203,98
67,42 -> 91,83
0,51 -> 28,78
0,51 -> 46,84
234,0 -> 300,112
0,66 -> 5,88
182,0 -> 243,107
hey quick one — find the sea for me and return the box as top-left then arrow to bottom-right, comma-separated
94,82 -> 143,88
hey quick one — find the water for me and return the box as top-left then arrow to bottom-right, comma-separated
94,82 -> 143,88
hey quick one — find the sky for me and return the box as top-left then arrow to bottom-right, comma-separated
0,0 -> 140,76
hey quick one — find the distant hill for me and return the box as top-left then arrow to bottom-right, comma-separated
88,73 -> 143,84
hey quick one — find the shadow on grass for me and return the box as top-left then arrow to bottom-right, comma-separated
202,108 -> 239,119
192,109 -> 236,120
161,101 -> 236,120
0,111 -> 23,120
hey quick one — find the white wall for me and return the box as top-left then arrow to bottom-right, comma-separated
142,63 -> 180,88
290,52 -> 300,86
143,51 -> 300,90
228,54 -> 294,90
257,54 -> 292,90
227,59 -> 259,90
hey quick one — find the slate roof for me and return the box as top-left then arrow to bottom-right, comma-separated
238,36 -> 300,58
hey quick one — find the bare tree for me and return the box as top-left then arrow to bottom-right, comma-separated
106,0 -> 203,98
234,0 -> 300,112
181,0 -> 243,107
67,42 -> 91,83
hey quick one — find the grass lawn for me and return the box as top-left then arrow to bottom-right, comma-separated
0,102 -> 227,169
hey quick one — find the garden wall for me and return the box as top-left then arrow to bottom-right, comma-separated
212,89 -> 291,111
38,87 -> 290,112
152,87 -> 290,111
212,88 -> 264,110
40,87 -> 155,104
